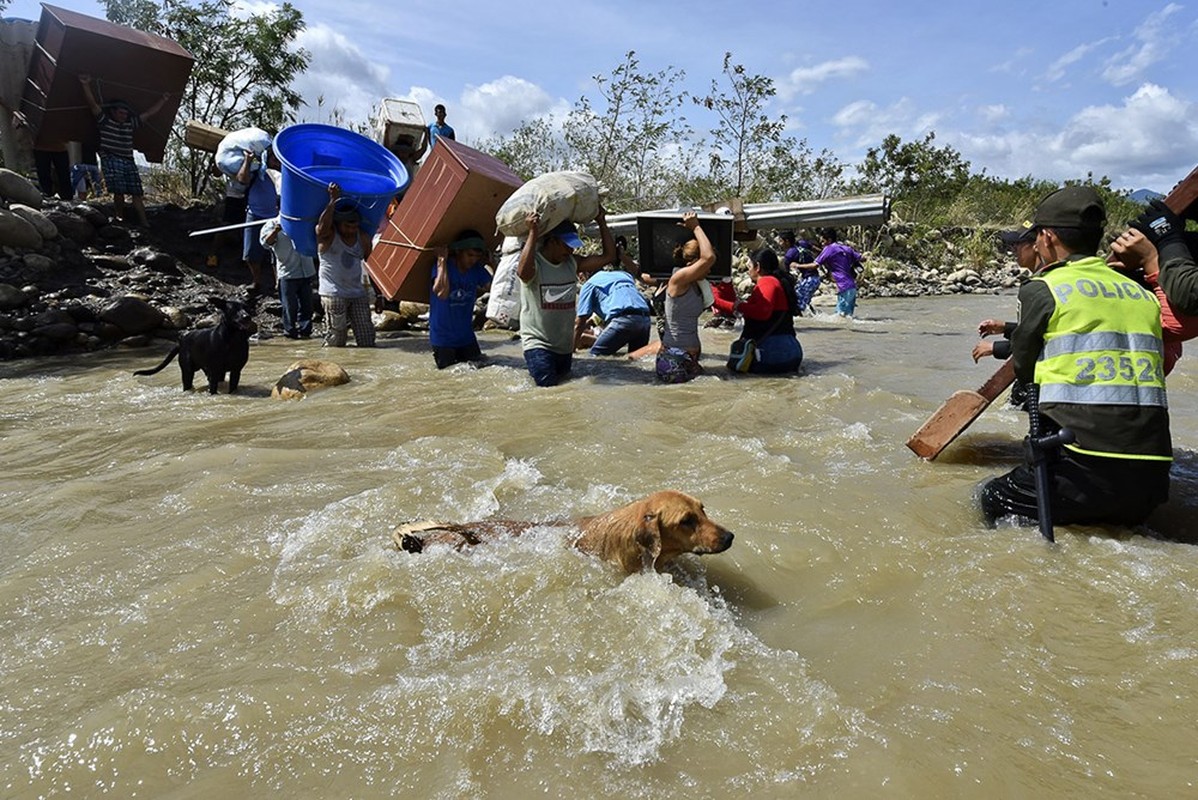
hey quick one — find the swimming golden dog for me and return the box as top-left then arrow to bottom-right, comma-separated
393,490 -> 733,574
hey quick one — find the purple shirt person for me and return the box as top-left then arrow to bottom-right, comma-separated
813,228 -> 863,317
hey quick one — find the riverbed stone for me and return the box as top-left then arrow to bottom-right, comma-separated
45,210 -> 96,244
0,168 -> 42,208
397,301 -> 429,322
159,306 -> 191,330
9,205 -> 58,240
33,321 -> 79,342
72,204 -> 108,228
272,359 -> 350,400
375,310 -> 410,331
99,295 -> 166,335
21,253 -> 55,278
128,246 -> 177,272
0,283 -> 25,310
0,209 -> 43,250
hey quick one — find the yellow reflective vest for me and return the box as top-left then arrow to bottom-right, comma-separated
1034,256 -> 1169,459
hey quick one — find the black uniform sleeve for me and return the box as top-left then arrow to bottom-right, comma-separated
1003,321 -> 1017,338
1157,246 -> 1198,317
1008,280 -> 1054,384
992,339 -> 1012,359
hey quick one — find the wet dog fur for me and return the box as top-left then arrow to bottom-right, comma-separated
133,297 -> 257,393
393,490 -> 734,574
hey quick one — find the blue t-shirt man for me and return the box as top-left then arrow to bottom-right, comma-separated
429,258 -> 491,348
428,104 -> 456,150
575,269 -> 652,356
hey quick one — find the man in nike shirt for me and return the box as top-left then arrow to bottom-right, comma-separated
517,208 -> 614,386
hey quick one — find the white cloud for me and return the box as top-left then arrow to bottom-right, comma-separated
990,46 -> 1036,77
1043,39 -> 1108,83
1101,3 -> 1184,86
829,97 -> 941,149
777,57 -> 869,100
229,0 -> 278,17
290,24 -> 390,129
457,76 -> 564,141
978,104 -> 1009,123
956,83 -> 1198,189
381,76 -> 569,145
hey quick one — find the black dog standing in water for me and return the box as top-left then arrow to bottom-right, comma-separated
134,297 -> 257,393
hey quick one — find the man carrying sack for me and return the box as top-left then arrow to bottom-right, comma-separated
978,186 -> 1172,529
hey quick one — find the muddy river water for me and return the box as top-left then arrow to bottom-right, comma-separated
2,293 -> 1197,797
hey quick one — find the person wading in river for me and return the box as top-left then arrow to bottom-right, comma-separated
978,186 -> 1172,528
517,209 -> 614,386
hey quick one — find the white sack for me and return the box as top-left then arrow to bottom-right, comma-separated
485,237 -> 525,329
494,171 -> 599,238
215,127 -> 273,177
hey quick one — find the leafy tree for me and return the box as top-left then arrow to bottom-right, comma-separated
850,132 -> 971,223
102,0 -> 309,196
695,52 -> 787,199
808,150 -> 849,199
475,116 -> 569,182
755,139 -> 848,202
563,51 -> 689,212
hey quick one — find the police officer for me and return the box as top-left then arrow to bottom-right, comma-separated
979,186 -> 1172,527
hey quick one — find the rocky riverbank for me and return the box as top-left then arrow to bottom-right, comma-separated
0,166 -> 1025,362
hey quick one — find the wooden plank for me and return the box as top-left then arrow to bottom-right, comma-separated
906,359 -> 1016,460
1164,163 -> 1198,218
183,119 -> 227,153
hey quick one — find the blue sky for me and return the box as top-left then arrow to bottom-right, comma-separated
7,0 -> 1197,192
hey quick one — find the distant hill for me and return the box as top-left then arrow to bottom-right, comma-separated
1129,188 -> 1164,203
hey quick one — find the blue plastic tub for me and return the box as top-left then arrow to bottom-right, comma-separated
273,123 -> 410,256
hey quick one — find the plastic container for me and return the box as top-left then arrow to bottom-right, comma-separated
375,98 -> 426,154
273,123 -> 409,256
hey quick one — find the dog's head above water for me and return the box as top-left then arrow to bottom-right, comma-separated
210,296 -> 258,334
580,490 -> 735,573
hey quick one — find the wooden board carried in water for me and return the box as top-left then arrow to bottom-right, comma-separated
906,359 -> 1016,460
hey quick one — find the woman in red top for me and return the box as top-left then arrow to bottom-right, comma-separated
714,248 -> 803,374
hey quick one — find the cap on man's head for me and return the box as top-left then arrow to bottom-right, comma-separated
451,232 -> 487,252
998,221 -> 1036,247
1032,186 -> 1106,230
548,220 -> 583,250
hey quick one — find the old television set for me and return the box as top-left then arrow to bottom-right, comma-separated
635,211 -> 735,280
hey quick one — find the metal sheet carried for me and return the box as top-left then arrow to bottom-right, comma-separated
20,4 -> 193,162
588,193 -> 892,238
367,138 -> 524,302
